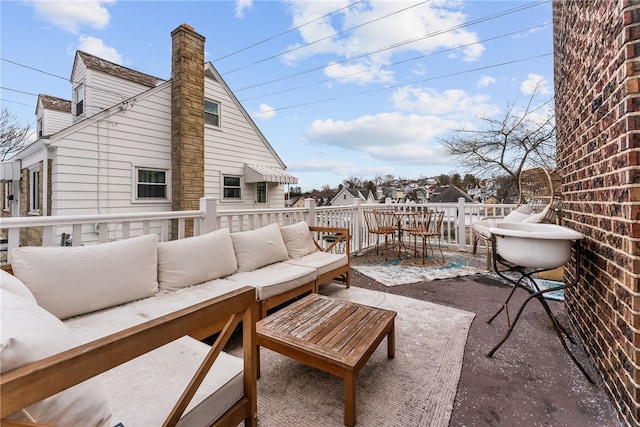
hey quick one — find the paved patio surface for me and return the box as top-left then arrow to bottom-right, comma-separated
350,263 -> 625,427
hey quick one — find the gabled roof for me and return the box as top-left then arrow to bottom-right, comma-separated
37,94 -> 71,113
73,51 -> 165,88
347,188 -> 373,199
429,185 -> 474,203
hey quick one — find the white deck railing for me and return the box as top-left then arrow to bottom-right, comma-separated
0,197 -> 517,262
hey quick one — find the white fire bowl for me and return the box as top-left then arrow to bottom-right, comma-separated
489,222 -> 584,269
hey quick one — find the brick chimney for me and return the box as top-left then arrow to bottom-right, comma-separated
171,24 -> 205,236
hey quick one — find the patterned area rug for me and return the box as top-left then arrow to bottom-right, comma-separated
352,249 -> 486,287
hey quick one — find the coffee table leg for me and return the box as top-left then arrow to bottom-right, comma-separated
387,319 -> 395,359
344,371 -> 356,427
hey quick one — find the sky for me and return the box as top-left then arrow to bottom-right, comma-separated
1,0 -> 554,191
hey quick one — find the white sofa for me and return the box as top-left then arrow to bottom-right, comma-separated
0,221 -> 350,427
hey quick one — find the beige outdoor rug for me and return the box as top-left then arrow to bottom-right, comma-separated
251,283 -> 475,426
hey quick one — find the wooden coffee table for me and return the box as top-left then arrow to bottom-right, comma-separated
256,293 -> 396,427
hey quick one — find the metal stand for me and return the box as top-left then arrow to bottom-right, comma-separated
485,236 -> 594,384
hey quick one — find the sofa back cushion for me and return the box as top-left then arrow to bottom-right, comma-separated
157,228 -> 238,291
280,221 -> 317,259
0,289 -> 112,426
9,234 -> 159,319
231,223 -> 289,272
1,268 -> 37,303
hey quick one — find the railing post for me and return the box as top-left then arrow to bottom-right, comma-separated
457,197 -> 467,252
304,198 -> 316,226
200,197 -> 219,234
352,199 -> 362,254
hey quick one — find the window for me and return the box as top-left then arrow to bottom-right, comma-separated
30,169 -> 39,212
223,176 -> 241,199
136,169 -> 167,199
74,84 -> 84,116
3,182 -> 12,211
256,182 -> 267,204
37,117 -> 43,137
204,99 -> 220,127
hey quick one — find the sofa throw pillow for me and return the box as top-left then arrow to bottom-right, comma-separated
0,289 -> 112,427
0,269 -> 37,303
157,228 -> 238,291
280,221 -> 317,259
231,223 -> 289,272
9,234 -> 159,319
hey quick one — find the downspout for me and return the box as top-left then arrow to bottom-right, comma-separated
97,119 -> 102,214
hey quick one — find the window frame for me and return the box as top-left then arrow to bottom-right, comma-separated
133,167 -> 171,203
74,84 -> 85,117
204,99 -> 221,128
3,182 -> 11,212
37,117 -> 43,138
222,175 -> 242,200
29,168 -> 40,214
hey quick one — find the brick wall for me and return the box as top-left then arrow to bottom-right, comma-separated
553,1 -> 640,425
171,24 -> 205,237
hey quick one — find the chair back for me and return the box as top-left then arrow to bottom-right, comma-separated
517,167 -> 561,223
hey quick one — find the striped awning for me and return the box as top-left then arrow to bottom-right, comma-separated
244,164 -> 298,184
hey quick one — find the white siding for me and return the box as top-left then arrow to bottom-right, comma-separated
84,70 -> 155,118
51,86 -> 172,216
203,78 -> 287,209
44,109 -> 72,135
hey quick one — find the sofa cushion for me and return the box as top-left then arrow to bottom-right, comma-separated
65,279 -> 251,344
231,223 -> 289,272
285,251 -> 348,277
0,269 -> 37,303
280,221 -> 318,259
227,262 -> 317,301
104,336 -> 244,427
9,234 -> 159,319
0,289 -> 112,427
502,205 -> 533,222
157,229 -> 238,291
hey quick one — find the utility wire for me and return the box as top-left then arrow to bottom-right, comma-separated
213,0 -> 366,62
222,0 -> 432,75
252,53 -> 553,114
240,23 -> 550,102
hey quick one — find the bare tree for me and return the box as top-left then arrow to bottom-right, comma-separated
440,84 -> 556,185
1,108 -> 32,161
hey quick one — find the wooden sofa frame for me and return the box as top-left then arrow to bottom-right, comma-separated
257,226 -> 350,319
0,284 -> 259,427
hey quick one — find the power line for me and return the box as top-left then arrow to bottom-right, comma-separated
221,0 -> 432,75
212,0 -> 366,62
239,23 -> 550,102
252,53 -> 553,114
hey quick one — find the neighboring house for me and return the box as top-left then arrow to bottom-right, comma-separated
0,24 -> 297,245
329,188 -> 376,206
428,185 -> 474,203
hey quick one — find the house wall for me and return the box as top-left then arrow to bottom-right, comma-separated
50,85 -> 172,216
72,58 -> 155,120
553,1 -> 640,425
203,76 -> 286,208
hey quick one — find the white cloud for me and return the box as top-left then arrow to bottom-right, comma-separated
305,112 -> 457,165
253,104 -> 276,120
282,0 -> 484,83
521,73 -> 551,95
390,86 -> 494,117
235,0 -> 252,18
78,36 -> 122,64
28,0 -> 114,34
477,75 -> 495,88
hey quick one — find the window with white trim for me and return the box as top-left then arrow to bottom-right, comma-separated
74,84 -> 85,117
30,169 -> 40,213
256,182 -> 267,204
204,99 -> 220,127
37,117 -> 43,137
3,182 -> 11,211
223,176 -> 241,199
136,168 -> 167,199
